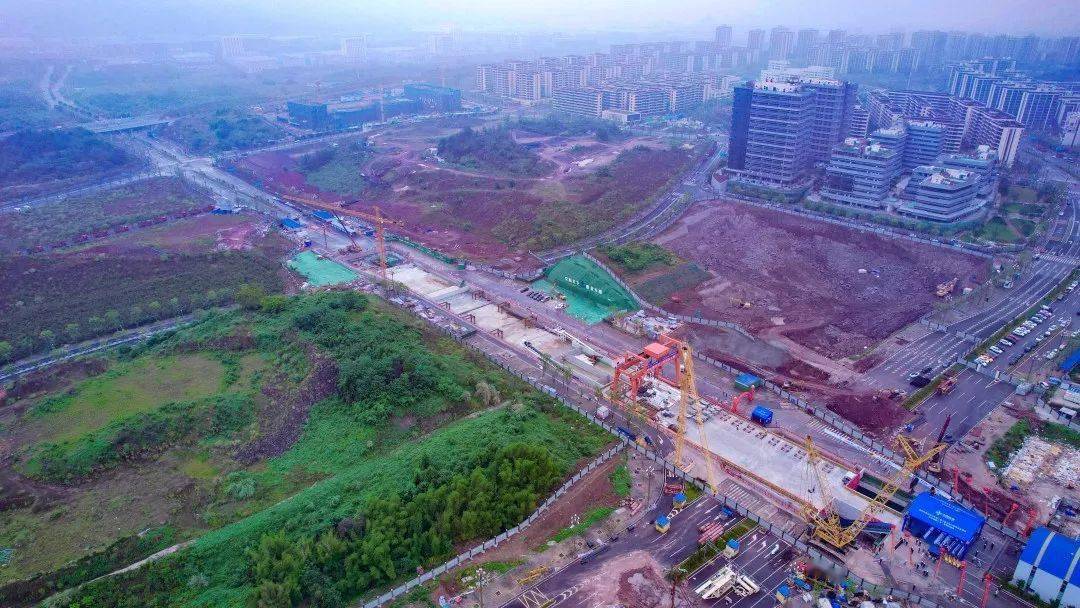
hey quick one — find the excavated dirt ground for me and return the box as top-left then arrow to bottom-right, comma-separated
654,200 -> 989,360
230,125 -> 692,273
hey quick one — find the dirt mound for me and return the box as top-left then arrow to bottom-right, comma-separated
655,200 -> 988,359
824,392 -> 908,436
0,462 -> 71,512
234,346 -> 339,464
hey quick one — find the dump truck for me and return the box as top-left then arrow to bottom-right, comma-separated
937,375 -> 958,395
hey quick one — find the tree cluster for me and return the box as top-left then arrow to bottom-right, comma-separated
0,128 -> 131,186
246,443 -> 561,608
437,126 -> 552,177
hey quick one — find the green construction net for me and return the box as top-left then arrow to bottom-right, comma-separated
538,255 -> 639,324
287,251 -> 359,286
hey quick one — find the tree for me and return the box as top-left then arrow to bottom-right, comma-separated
130,305 -> 144,324
105,309 -> 122,330
39,329 -> 56,349
168,297 -> 182,314
0,340 -> 12,363
237,283 -> 267,311
147,301 -> 161,318
65,323 -> 81,341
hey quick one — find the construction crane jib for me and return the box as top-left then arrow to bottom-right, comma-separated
803,435 -> 945,549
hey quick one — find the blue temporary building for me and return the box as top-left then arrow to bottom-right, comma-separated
902,492 -> 985,559
1061,348 -> 1080,373
312,210 -> 335,222
1012,527 -> 1080,607
280,218 -> 304,230
734,372 -> 763,390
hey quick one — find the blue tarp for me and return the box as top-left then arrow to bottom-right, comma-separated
1061,348 -> 1080,373
905,492 -> 985,543
312,210 -> 334,221
280,218 -> 303,229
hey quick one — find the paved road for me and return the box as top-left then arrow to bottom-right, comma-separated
0,314 -> 198,382
865,184 -> 1079,441
537,144 -> 724,264
499,494 -> 786,608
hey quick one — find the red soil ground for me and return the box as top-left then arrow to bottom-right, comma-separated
655,200 -> 989,359
229,128 -> 694,273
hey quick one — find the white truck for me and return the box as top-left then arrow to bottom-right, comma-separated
595,405 -> 612,420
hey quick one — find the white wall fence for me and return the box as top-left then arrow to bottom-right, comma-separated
692,350 -> 1023,543
358,442 -> 626,608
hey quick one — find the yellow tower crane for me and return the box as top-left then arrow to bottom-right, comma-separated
672,342 -> 719,496
802,435 -> 946,550
279,194 -> 402,286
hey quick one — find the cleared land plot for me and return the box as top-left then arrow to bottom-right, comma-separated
230,124 -> 697,271
654,200 -> 988,359
0,177 -> 213,253
0,214 -> 291,363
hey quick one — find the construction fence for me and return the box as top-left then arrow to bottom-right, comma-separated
582,252 -> 756,341
694,350 -> 1024,544
355,302 -> 963,608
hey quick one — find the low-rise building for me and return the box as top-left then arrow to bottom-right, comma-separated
822,137 -> 902,208
1011,528 -> 1080,607
902,165 -> 981,222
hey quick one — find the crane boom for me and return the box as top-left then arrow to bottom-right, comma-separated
803,435 -> 945,549
278,194 -> 402,285
674,342 -> 718,495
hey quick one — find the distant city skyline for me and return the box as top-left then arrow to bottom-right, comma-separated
1,0 -> 1079,39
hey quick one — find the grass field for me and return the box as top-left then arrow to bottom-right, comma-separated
975,216 -> 1021,243
1,292 -> 610,607
24,354 -> 225,444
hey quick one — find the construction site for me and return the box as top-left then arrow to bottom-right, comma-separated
652,200 -> 990,360
228,119 -> 699,274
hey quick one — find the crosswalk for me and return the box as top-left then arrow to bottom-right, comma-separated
1036,253 -> 1080,265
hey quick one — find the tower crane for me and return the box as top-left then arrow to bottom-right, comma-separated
672,341 -> 719,495
802,435 -> 945,550
279,194 -> 402,285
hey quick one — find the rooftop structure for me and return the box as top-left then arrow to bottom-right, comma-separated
902,492 -> 985,559
1012,528 -> 1080,607
822,137 -> 902,209
901,165 -> 981,222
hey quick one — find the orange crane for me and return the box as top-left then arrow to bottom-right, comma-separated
279,194 -> 402,285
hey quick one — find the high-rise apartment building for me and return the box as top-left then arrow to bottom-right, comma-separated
747,29 -> 766,51
340,36 -> 367,61
795,29 -> 819,61
715,25 -> 733,47
727,75 -> 856,194
769,27 -> 795,60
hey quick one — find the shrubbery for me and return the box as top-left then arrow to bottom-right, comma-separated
0,128 -> 131,187
438,126 -> 553,177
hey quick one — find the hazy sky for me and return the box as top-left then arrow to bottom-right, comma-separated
3,0 -> 1079,38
